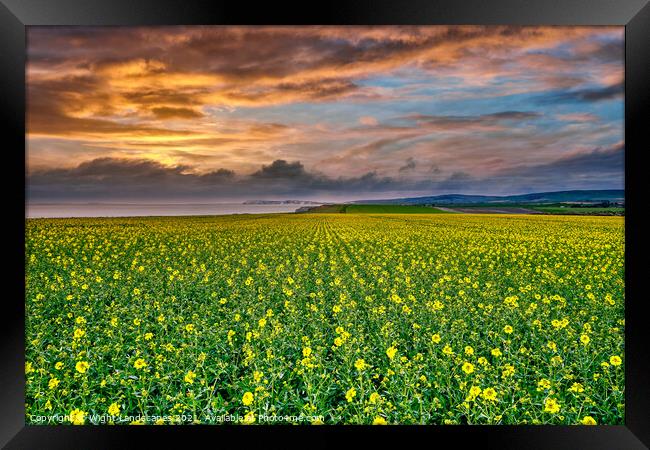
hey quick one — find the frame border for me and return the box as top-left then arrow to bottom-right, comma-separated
2,1 -> 648,448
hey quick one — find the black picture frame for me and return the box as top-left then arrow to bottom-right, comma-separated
2,1 -> 648,448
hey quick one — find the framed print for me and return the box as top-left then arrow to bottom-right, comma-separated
1,0 -> 649,448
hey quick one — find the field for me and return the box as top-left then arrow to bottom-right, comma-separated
25,213 -> 625,425
528,206 -> 625,216
305,204 -> 449,214
344,205 -> 450,214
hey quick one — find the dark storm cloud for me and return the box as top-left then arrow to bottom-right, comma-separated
251,160 -> 308,179
28,143 -> 623,202
28,157 -> 467,201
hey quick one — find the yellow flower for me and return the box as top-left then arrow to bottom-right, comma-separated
544,397 -> 561,414
442,345 -> 453,355
386,346 -> 397,360
466,386 -> 482,401
184,370 -> 197,384
69,408 -> 86,425
55,362 -> 64,370
504,325 -> 513,334
345,387 -> 356,402
185,324 -> 194,332
75,361 -> 90,374
369,392 -> 382,404
610,355 -> 622,366
464,346 -> 474,356
461,362 -> 475,374
372,416 -> 388,425
48,377 -> 60,389
133,358 -> 146,370
537,378 -> 551,390
568,382 -> 585,393
581,416 -> 597,425
302,347 -> 312,357
242,391 -> 254,406
25,362 -> 34,374
580,334 -> 590,345
501,364 -> 515,378
73,328 -> 85,339
482,387 -> 497,401
431,333 -> 441,344
354,358 -> 367,371
243,411 -> 256,424
108,402 -> 120,416
491,348 -> 502,357
144,332 -> 153,340
133,318 -> 141,326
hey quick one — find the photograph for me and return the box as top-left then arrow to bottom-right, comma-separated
24,25 -> 625,426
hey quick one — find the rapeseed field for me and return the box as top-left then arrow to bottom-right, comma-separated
25,214 -> 624,425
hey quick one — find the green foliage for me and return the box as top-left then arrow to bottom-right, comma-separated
25,214 -> 624,425
343,205 -> 451,214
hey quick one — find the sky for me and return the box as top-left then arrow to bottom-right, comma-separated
26,26 -> 624,203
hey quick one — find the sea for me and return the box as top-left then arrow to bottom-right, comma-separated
26,203 -> 302,218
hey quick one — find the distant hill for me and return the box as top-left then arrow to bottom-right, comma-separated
353,190 -> 624,205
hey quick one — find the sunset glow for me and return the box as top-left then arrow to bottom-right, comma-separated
27,26 -> 624,202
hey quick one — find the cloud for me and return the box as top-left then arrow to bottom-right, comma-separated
401,111 -> 541,130
540,82 -> 623,104
25,26 -> 624,199
28,142 -> 623,203
471,143 -> 625,193
398,157 -> 417,172
151,107 -> 204,119
251,160 -> 308,179
502,143 -> 624,178
27,26 -> 622,138
359,116 -> 378,126
556,113 -> 600,123
27,157 -> 473,201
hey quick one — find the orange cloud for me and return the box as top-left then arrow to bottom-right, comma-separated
26,26 -> 623,177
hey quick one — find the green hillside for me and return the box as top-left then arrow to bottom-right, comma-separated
306,204 -> 451,214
